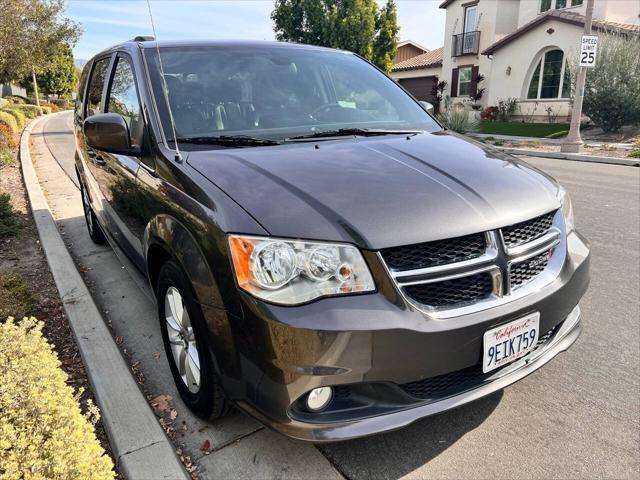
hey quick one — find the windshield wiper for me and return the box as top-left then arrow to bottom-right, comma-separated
172,135 -> 282,147
287,128 -> 424,141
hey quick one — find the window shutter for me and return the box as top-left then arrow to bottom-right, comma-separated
470,65 -> 479,97
451,68 -> 459,97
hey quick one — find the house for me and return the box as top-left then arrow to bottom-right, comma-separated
438,0 -> 639,120
390,41 -> 443,102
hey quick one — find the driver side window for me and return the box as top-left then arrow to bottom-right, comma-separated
107,55 -> 143,146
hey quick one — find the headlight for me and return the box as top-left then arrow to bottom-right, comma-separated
558,186 -> 575,233
228,235 -> 375,305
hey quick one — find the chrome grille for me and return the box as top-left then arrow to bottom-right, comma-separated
510,251 -> 551,289
404,272 -> 493,308
380,210 -> 562,316
380,233 -> 485,271
502,212 -> 554,249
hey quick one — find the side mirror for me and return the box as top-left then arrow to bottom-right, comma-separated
83,113 -> 141,156
419,101 -> 435,114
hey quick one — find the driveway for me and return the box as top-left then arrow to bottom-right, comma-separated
35,111 -> 639,479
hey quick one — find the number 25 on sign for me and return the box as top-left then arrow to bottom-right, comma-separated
579,35 -> 598,68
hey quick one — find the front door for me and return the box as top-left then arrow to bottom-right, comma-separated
99,52 -> 147,269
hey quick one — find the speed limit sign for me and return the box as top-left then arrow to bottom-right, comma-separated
579,35 -> 598,67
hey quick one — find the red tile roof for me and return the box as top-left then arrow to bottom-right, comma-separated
483,10 -> 639,55
392,47 -> 444,72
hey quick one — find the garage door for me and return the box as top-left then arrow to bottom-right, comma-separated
398,76 -> 437,102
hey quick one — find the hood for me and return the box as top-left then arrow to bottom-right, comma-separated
187,132 -> 560,249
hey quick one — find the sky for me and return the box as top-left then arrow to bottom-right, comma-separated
65,0 -> 446,61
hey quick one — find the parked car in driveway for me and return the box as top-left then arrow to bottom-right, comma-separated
74,38 -> 590,442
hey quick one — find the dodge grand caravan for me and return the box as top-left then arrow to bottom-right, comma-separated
74,38 -> 590,441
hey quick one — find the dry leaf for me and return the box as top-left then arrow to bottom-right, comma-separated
200,439 -> 211,451
151,394 -> 173,414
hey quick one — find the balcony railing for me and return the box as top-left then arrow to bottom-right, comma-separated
452,31 -> 481,57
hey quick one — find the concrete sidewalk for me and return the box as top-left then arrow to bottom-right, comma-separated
28,111 -> 343,480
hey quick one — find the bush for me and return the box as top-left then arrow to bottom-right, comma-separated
0,111 -> 18,134
4,95 -> 27,104
12,104 -> 42,119
52,98 -> 71,109
0,273 -> 32,319
1,108 -> 26,130
0,192 -> 20,239
0,124 -> 17,150
480,106 -> 498,121
496,98 -> 518,122
0,149 -> 14,166
0,317 -> 115,479
437,105 -> 479,134
574,34 -> 640,132
40,106 -> 52,115
41,102 -> 60,113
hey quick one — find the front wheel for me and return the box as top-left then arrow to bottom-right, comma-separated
81,184 -> 106,244
156,260 -> 231,420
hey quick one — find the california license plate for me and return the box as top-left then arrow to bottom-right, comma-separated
483,313 -> 540,373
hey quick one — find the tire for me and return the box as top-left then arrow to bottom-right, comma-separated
156,260 -> 231,420
80,184 -> 107,244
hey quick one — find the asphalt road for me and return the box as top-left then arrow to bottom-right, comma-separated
41,112 -> 639,479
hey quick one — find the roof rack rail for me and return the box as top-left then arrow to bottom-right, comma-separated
133,35 -> 155,42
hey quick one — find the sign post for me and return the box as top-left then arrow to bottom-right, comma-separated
561,0 -> 595,153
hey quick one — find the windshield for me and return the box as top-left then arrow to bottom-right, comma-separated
143,45 -> 441,146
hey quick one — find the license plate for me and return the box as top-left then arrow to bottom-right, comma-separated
483,313 -> 540,373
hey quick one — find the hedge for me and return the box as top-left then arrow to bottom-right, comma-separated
12,104 -> 42,119
40,106 -> 52,115
4,95 -> 27,105
0,112 -> 18,134
42,102 -> 60,113
0,317 -> 115,480
1,108 -> 26,130
0,124 -> 17,150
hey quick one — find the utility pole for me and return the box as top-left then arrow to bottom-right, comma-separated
561,0 -> 594,153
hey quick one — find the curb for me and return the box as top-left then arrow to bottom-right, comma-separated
496,147 -> 640,167
20,113 -> 189,480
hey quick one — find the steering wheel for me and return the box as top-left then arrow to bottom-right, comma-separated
310,103 -> 344,119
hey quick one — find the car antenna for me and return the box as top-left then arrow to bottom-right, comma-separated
145,0 -> 182,163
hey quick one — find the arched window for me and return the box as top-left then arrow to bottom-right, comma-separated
527,49 -> 571,99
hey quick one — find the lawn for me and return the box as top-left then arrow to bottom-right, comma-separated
480,121 -> 570,138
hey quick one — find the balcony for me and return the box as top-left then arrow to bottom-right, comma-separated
452,31 -> 480,57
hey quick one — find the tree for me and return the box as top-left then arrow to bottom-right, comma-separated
0,0 -> 81,104
271,0 -> 400,73
22,43 -> 77,97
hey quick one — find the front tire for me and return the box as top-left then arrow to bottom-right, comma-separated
156,260 -> 230,420
80,184 -> 107,244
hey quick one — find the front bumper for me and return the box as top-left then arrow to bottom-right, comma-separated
218,231 -> 590,442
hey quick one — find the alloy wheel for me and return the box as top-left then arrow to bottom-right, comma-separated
164,286 -> 201,393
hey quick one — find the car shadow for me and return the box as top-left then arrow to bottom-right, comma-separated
318,390 -> 503,479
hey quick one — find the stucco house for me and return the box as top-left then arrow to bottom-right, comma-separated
390,41 -> 443,102
438,0 -> 639,120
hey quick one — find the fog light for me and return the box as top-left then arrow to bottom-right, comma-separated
306,387 -> 333,412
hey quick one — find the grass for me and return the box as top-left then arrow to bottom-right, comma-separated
480,121 -> 571,138
0,272 -> 34,319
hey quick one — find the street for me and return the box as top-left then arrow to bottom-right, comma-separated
36,112 -> 639,479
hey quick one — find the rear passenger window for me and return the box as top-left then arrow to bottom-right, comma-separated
107,55 -> 143,146
86,58 -> 110,117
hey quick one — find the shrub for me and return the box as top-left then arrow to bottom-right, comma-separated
0,124 -> 17,150
0,273 -> 32,319
0,192 -> 20,239
42,102 -> 60,113
480,106 -> 498,121
0,317 -> 115,479
571,34 -> 640,132
0,149 -> 14,166
437,104 -> 479,134
52,98 -> 71,109
4,95 -> 27,104
40,105 -> 52,114
0,111 -> 18,133
496,98 -> 518,122
493,140 -> 505,146
13,104 -> 42,119
1,108 -> 26,130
